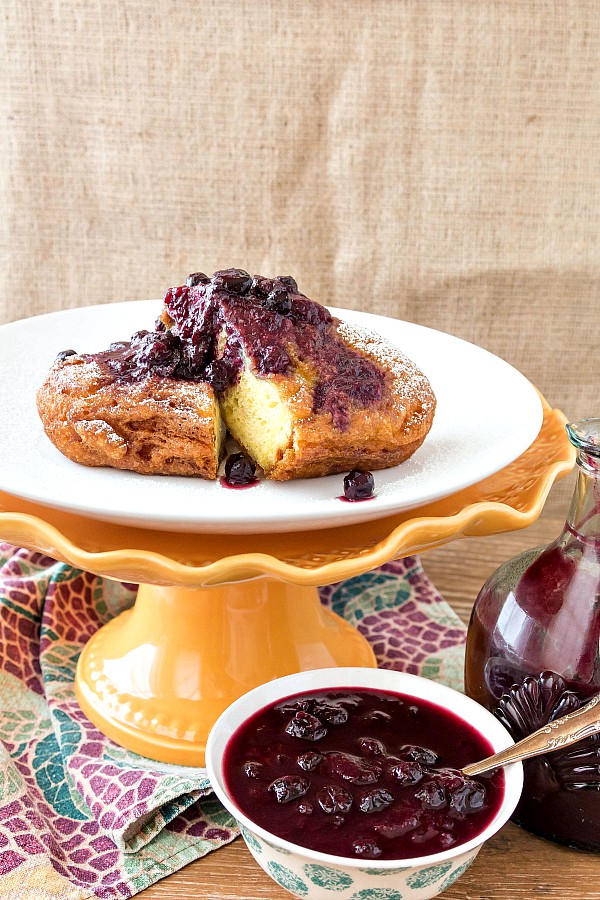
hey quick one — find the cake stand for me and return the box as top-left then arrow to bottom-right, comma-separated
0,398 -> 573,766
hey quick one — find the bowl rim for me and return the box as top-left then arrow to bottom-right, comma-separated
205,667 -> 523,870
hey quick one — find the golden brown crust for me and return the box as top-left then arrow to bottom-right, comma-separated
38,307 -> 435,482
269,437 -> 426,480
233,318 -> 436,480
36,355 -> 222,478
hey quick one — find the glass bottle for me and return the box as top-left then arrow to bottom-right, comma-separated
465,418 -> 600,852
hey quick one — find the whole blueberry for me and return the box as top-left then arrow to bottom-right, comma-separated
285,711 -> 327,742
399,744 -> 439,766
268,775 -> 309,804
316,784 -> 353,814
224,452 -> 256,486
186,271 -> 210,287
313,702 -> 348,725
415,781 -> 448,811
251,275 -> 273,298
449,781 -> 487,817
275,275 -> 298,292
297,751 -> 323,772
358,788 -> 394,814
343,470 -> 375,501
211,268 -> 252,294
55,349 -> 77,362
265,287 -> 292,316
203,359 -> 233,392
358,737 -> 386,756
133,330 -> 181,376
390,760 -> 425,786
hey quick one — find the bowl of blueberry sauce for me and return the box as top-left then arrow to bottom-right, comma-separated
206,668 -> 523,900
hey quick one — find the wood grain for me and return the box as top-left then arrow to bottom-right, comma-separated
139,503 -> 600,899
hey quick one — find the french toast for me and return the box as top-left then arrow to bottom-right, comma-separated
37,346 -> 224,478
37,270 -> 436,481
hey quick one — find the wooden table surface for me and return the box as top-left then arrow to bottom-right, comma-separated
140,486 -> 600,899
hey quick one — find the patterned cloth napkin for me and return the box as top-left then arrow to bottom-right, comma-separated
0,544 -> 466,900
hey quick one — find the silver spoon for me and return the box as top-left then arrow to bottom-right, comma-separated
463,692 -> 600,777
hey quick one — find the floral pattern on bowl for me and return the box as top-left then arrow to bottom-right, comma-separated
240,822 -> 477,899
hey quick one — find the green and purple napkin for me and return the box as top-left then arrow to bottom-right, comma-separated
0,544 -> 465,899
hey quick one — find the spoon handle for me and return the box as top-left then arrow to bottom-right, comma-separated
463,692 -> 600,777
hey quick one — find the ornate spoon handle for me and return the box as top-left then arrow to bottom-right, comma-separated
463,692 -> 600,777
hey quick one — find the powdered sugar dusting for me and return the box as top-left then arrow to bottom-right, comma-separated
336,319 -> 436,421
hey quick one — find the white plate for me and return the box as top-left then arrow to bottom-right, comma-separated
0,301 -> 542,534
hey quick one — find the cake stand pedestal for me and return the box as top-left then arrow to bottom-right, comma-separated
0,400 -> 573,766
76,580 -> 376,765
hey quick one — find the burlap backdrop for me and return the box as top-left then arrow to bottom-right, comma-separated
2,2 -> 598,462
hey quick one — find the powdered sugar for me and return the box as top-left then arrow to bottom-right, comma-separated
336,319 -> 436,419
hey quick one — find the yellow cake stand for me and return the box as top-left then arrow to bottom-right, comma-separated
0,398 -> 573,766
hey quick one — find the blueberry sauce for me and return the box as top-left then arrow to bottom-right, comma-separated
466,540 -> 600,850
219,477 -> 260,491
83,269 -> 386,431
223,687 -> 504,861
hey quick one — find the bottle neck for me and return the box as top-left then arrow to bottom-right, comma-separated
565,450 -> 600,545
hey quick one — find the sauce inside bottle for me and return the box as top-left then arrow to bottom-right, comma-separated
465,418 -> 600,852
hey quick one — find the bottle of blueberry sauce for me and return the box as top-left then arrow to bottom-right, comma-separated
465,419 -> 600,852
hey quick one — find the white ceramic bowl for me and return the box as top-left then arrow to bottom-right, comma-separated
206,668 -> 523,900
